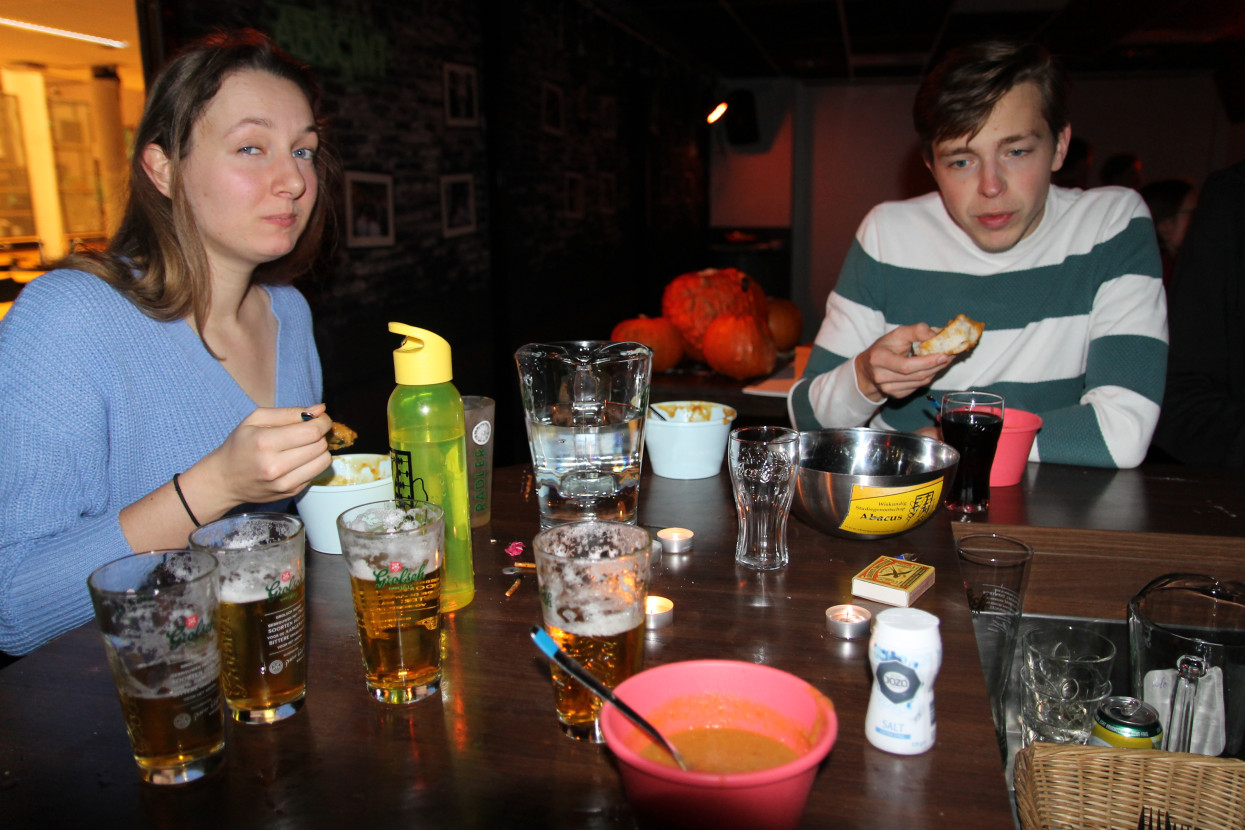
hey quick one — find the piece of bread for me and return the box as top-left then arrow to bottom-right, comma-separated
327,421 -> 357,451
915,314 -> 984,356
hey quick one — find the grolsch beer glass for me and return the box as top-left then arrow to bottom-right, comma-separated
338,500 -> 445,704
87,550 -> 225,785
189,513 -> 307,724
533,521 -> 653,742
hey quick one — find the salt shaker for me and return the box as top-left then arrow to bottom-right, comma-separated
865,607 -> 942,755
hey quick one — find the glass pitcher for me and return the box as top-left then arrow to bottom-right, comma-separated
1128,573 -> 1245,757
514,341 -> 652,528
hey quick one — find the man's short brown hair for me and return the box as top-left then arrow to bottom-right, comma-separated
914,40 -> 1069,161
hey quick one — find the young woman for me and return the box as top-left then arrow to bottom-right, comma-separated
0,30 -> 339,655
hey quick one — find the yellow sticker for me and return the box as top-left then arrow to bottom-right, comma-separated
839,479 -> 944,535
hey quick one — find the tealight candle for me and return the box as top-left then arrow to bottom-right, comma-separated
656,527 -> 694,553
645,595 -> 674,629
826,604 -> 872,640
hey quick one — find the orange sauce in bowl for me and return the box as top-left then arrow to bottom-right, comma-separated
638,727 -> 800,773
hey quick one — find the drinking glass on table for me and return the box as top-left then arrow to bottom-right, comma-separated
338,500 -> 445,705
728,426 -> 799,571
940,391 -> 1004,513
87,550 -> 226,785
533,521 -> 653,742
1019,624 -> 1115,747
189,513 -> 307,724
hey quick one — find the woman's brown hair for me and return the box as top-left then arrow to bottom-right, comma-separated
62,29 -> 338,336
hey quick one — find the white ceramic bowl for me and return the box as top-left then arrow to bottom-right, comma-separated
294,454 -> 393,554
645,401 -> 737,480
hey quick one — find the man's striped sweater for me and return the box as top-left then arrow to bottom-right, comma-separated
789,185 -> 1167,469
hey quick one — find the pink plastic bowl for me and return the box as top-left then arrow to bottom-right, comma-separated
989,408 -> 1043,487
600,660 -> 838,830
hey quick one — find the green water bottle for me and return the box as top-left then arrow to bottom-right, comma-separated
387,322 -> 475,612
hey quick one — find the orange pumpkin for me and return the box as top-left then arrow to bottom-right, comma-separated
766,298 -> 803,351
701,314 -> 777,380
661,268 -> 768,362
610,316 -> 685,373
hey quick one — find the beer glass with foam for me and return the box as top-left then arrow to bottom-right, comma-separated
338,500 -> 445,704
88,550 -> 226,785
189,513 -> 307,724
533,521 -> 653,742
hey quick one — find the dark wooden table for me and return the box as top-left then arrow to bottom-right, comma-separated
2,461 -> 1239,828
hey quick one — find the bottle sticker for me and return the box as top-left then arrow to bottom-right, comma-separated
390,449 -> 430,501
876,660 -> 922,704
839,480 -> 944,535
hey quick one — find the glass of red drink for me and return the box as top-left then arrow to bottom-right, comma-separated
940,391 -> 1005,513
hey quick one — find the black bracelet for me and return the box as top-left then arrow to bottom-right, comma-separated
172,473 -> 201,527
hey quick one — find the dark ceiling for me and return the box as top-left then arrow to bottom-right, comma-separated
619,0 -> 1245,118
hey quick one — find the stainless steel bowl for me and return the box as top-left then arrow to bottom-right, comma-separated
792,428 -> 959,540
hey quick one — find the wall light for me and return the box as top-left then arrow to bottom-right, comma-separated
0,17 -> 129,49
706,101 -> 728,124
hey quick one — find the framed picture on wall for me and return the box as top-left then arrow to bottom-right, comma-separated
444,63 -> 478,127
441,174 -> 476,237
542,82 -> 564,135
344,171 -> 395,248
564,172 -> 584,218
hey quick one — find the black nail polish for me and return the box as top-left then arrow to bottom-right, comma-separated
301,412 -> 314,421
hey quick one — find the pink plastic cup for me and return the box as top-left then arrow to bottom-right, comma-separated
989,408 -> 1043,487
600,660 -> 838,830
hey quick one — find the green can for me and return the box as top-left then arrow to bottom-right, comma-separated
1088,696 -> 1164,749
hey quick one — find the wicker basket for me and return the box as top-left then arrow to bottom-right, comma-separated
1014,743 -> 1245,830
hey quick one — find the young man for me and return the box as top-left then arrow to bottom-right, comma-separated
789,40 -> 1167,469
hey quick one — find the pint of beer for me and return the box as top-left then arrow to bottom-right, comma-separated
88,550 -> 226,785
533,521 -> 653,742
338,500 -> 445,704
190,513 -> 307,724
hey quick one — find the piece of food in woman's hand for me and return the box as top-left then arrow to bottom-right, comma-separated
914,314 -> 985,356
326,421 -> 357,451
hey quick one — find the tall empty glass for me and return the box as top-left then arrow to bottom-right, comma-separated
515,341 -> 653,528
87,550 -> 225,785
729,426 -> 799,570
338,500 -> 445,704
189,513 -> 307,724
956,533 -> 1032,753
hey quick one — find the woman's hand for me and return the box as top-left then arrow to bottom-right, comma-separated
196,404 -> 332,509
854,323 -> 949,402
119,405 -> 331,551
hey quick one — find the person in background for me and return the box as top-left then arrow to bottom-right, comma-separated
1100,152 -> 1144,189
1150,160 -> 1245,467
789,39 -> 1166,469
1051,135 -> 1093,189
0,30 -> 338,656
1139,178 -> 1197,288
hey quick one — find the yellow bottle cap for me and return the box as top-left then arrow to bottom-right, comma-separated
389,322 -> 453,386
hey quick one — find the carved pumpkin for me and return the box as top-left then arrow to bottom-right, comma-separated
610,316 -> 685,373
701,314 -> 777,380
766,298 -> 803,351
661,268 -> 768,362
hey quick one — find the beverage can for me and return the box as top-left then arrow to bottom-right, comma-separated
865,607 -> 942,755
1088,696 -> 1164,749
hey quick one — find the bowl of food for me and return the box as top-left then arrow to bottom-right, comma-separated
600,660 -> 837,830
645,401 -> 737,479
294,454 -> 392,554
792,428 -> 958,540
